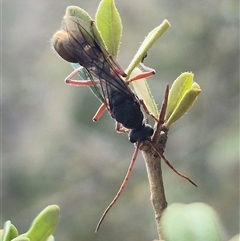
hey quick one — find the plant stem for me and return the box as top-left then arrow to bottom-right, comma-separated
141,144 -> 167,240
140,85 -> 169,240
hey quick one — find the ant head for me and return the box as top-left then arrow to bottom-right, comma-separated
128,124 -> 154,143
51,30 -> 79,63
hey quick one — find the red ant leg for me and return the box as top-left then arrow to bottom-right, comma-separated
65,66 -> 94,86
65,64 -> 155,122
95,142 -> 140,232
126,63 -> 156,84
63,66 -> 106,121
139,99 -> 158,122
125,63 -> 157,121
115,122 -> 129,134
92,103 -> 107,122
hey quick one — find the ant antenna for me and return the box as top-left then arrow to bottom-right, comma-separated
149,141 -> 197,187
151,84 -> 197,187
95,142 -> 140,232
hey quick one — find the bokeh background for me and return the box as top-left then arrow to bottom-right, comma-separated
2,0 -> 239,240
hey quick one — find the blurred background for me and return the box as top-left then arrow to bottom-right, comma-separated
2,0 -> 239,240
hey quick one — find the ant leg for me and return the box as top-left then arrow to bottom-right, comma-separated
126,64 -> 157,120
115,122 -> 129,134
126,63 -> 156,84
139,99 -> 158,122
92,104 -> 107,122
64,67 -> 106,121
144,117 -> 149,125
65,66 -> 94,86
95,142 -> 140,232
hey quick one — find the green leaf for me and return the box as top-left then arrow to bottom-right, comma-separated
11,238 -> 30,241
161,203 -> 224,241
125,19 -> 171,78
165,72 -> 194,120
64,6 -> 106,49
124,20 -> 171,120
165,72 -> 201,127
96,0 -> 122,58
125,20 -> 171,121
130,67 -> 158,119
2,221 -> 18,241
65,5 -> 92,23
20,205 -> 60,241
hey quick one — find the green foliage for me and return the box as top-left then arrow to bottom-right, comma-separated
3,0 -> 238,239
1,205 -> 60,241
1,222 -> 18,241
165,72 -> 201,128
52,0 -> 201,125
129,67 -> 159,119
5,0 -> 239,240
125,19 -> 171,79
95,0 -> 122,58
161,203 -> 224,241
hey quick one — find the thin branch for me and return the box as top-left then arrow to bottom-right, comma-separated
140,141 -> 167,240
139,85 -> 169,240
